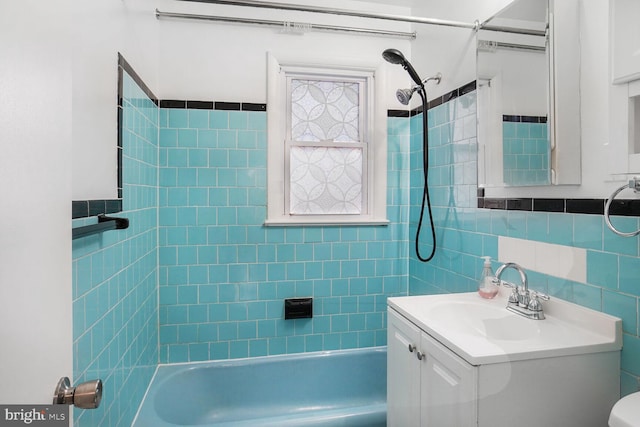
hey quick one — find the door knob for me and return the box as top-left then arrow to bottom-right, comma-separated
53,377 -> 102,409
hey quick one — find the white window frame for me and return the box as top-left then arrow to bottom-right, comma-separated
265,52 -> 389,226
286,74 -> 368,216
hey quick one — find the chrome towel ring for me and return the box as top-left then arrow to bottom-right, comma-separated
604,177 -> 640,237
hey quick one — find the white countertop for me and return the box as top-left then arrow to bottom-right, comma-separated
388,291 -> 622,365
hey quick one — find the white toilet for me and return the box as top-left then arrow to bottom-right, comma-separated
609,392 -> 640,427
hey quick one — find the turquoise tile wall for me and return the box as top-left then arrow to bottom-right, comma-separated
157,109 -> 410,363
409,92 -> 481,295
72,72 -> 158,426
503,121 -> 549,186
409,90 -> 640,397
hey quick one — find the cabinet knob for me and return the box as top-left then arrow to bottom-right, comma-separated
408,344 -> 417,353
416,351 -> 425,361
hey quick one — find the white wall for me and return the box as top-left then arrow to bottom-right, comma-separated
156,0 -> 414,109
410,0 -> 514,98
70,0 -> 515,202
72,0 -> 632,203
577,0 -> 614,196
0,0 -> 73,404
72,0 -> 159,200
71,0 -> 415,201
607,0 -> 640,179
478,44 -> 548,116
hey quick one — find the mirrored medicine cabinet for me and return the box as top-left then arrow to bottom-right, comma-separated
477,0 -> 581,193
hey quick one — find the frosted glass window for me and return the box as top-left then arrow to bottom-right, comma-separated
286,76 -> 367,216
290,146 -> 363,214
290,79 -> 360,142
265,54 -> 388,226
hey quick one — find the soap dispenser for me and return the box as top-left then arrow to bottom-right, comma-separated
478,256 -> 499,299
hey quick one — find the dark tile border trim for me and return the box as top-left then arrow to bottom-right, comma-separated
430,80 -> 476,110
410,105 -> 424,117
160,99 -> 186,109
116,57 -> 124,200
478,196 -> 640,217
242,103 -> 267,111
215,101 -> 241,111
388,109 -> 410,118
534,198 -> 565,212
165,81 -> 472,118
608,199 -> 640,216
566,199 -> 603,215
73,200 -> 123,219
118,53 -> 158,107
507,198 -> 532,211
503,115 -> 548,123
386,81 -> 476,117
73,53 -> 157,219
187,100 -> 213,110
160,100 -> 267,112
479,198 -> 506,210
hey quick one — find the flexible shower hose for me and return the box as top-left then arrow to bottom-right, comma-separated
415,89 -> 437,262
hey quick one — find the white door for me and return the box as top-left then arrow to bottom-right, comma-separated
387,309 -> 422,427
0,0 -> 74,412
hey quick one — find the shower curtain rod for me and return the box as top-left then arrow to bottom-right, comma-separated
174,0 -> 547,36
156,9 -> 417,39
478,40 -> 546,53
175,0 -> 477,30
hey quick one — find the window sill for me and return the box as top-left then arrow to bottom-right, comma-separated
264,217 -> 390,227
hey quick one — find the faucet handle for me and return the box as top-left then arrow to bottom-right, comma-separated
498,280 -> 515,288
528,296 -> 543,312
527,290 -> 550,312
530,290 -> 550,301
498,281 -> 520,304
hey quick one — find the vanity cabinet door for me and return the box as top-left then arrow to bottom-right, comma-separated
387,309 -> 421,427
420,332 -> 478,427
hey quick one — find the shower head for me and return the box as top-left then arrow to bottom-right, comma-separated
382,48 -> 405,65
396,87 -> 419,105
394,74 -> 442,105
382,48 -> 423,87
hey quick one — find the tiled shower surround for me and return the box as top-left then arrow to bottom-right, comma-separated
157,107 -> 409,362
72,71 -> 159,427
73,78 -> 640,427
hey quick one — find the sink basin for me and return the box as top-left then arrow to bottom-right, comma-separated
426,300 -> 541,341
388,291 -> 621,365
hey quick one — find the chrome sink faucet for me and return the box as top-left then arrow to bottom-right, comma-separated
495,262 -> 529,306
495,262 -> 550,320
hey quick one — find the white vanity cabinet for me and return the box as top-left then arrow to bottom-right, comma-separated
388,308 -> 477,427
387,297 -> 621,427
